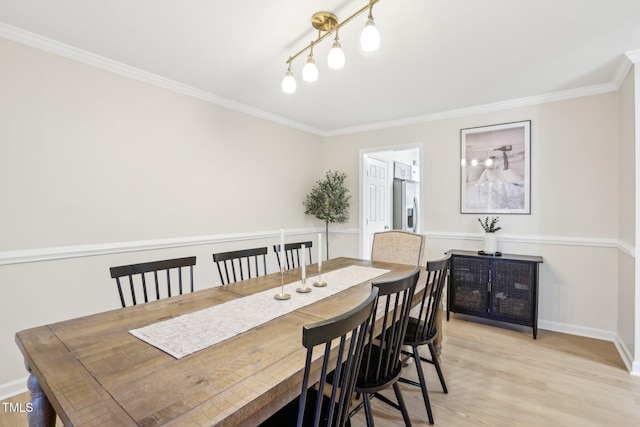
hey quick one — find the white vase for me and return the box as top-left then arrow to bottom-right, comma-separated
483,232 -> 498,254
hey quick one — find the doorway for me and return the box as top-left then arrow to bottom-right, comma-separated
360,145 -> 422,258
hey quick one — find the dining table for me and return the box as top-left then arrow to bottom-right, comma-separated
15,257 -> 421,427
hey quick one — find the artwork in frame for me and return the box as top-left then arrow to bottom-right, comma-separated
460,120 -> 531,214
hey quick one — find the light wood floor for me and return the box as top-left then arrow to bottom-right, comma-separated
2,316 -> 639,427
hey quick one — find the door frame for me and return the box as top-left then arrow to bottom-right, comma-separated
359,143 -> 424,258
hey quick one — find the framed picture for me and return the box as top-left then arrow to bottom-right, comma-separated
460,120 -> 531,214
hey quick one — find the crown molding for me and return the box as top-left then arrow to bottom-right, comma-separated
0,22 -> 324,136
625,49 -> 640,65
0,22 -> 631,138
609,49 -> 640,90
325,82 -> 618,136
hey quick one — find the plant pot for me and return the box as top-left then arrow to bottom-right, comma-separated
483,232 -> 498,254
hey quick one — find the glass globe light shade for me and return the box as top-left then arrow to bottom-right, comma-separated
302,57 -> 319,82
282,70 -> 296,94
360,17 -> 380,52
327,41 -> 345,69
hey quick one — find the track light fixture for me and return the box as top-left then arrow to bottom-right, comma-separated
282,0 -> 381,94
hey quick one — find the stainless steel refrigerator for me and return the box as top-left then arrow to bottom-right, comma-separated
393,178 -> 419,232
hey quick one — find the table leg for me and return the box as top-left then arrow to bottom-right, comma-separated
25,365 -> 56,427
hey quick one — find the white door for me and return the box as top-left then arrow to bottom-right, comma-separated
364,156 -> 389,258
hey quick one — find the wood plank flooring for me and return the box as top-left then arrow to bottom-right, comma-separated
2,315 -> 639,427
350,315 -> 640,426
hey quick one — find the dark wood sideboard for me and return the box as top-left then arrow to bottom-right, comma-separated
446,250 -> 543,338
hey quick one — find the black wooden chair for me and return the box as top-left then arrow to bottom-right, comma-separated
109,256 -> 197,308
260,287 -> 379,427
399,256 -> 450,425
212,247 -> 268,285
349,267 -> 420,427
273,241 -> 313,270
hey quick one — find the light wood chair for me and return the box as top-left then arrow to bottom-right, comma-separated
109,256 -> 197,308
212,247 -> 268,285
260,288 -> 379,427
273,241 -> 313,270
371,230 -> 445,357
370,230 -> 425,266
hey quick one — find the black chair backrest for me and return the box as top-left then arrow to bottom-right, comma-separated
212,247 -> 268,285
109,256 -> 197,308
405,256 -> 450,344
360,268 -> 420,388
297,287 -> 379,427
273,241 -> 313,270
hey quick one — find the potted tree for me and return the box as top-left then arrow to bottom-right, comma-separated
303,170 -> 351,260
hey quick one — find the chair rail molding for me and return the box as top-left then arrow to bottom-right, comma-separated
0,229 -> 630,266
423,231 -> 628,253
0,228 -> 324,266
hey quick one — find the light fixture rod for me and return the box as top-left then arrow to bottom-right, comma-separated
285,0 -> 380,65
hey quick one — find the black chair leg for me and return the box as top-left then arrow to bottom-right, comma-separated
428,342 -> 448,394
392,382 -> 412,426
363,392 -> 375,427
413,346 -> 434,424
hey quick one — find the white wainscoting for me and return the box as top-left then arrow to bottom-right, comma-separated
0,229 -> 635,398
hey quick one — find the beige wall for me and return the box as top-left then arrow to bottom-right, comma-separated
323,93 -> 623,340
325,95 -> 620,238
0,38 -> 323,250
0,37 -> 324,395
1,34 -> 638,397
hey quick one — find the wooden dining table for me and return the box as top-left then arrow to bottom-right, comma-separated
15,257 -> 419,427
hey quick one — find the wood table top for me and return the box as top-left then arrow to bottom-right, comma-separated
15,257 -> 417,427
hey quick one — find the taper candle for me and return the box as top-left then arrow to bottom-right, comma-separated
301,244 -> 306,280
280,227 -> 285,271
318,233 -> 322,267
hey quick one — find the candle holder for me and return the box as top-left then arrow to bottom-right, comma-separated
296,278 -> 312,293
313,265 -> 327,287
274,269 -> 291,300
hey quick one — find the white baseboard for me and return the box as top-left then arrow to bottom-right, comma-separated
613,333 -> 635,373
530,321 -> 640,375
0,376 -> 28,401
537,319 -> 616,342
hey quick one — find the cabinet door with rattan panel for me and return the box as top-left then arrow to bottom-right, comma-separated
448,255 -> 489,317
491,259 -> 536,325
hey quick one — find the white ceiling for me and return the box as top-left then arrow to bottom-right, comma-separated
1,0 -> 640,135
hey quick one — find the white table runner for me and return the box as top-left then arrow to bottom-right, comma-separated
130,265 -> 390,359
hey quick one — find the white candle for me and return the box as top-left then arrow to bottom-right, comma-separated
301,244 -> 306,280
318,233 -> 322,267
280,227 -> 285,271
